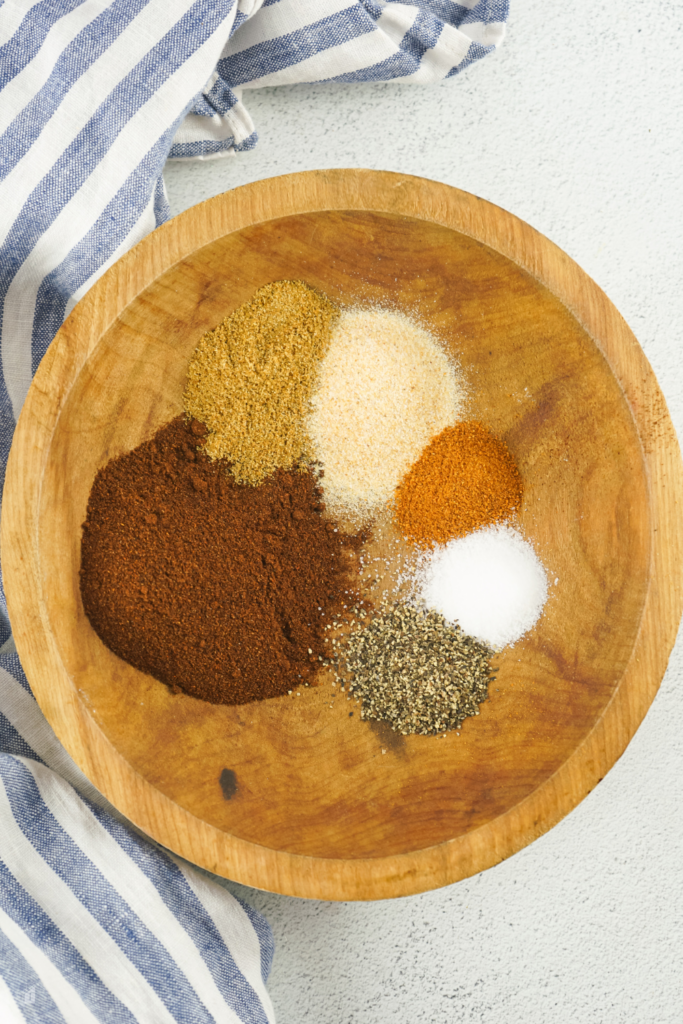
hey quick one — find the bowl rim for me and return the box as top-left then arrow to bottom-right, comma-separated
4,168 -> 682,900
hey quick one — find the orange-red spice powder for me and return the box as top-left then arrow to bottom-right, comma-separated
394,421 -> 523,548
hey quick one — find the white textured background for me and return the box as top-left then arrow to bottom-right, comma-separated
164,3 -> 683,1021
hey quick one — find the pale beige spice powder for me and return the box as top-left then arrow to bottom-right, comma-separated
183,280 -> 338,485
307,308 -> 465,523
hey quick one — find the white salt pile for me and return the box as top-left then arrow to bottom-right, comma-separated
415,524 -> 548,648
307,308 -> 464,523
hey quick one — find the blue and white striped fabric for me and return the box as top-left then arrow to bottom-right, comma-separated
0,2 -> 507,1020
0,646 -> 276,1024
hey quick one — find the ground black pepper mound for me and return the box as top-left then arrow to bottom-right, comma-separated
333,603 -> 493,735
80,416 -> 363,705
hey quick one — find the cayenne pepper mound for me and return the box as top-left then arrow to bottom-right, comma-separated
79,416 -> 363,705
394,421 -> 523,548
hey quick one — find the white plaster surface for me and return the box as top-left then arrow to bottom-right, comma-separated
164,3 -> 683,1021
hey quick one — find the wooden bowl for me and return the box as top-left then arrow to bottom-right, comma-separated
4,170 -> 682,901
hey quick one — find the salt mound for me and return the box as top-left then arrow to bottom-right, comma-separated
416,524 -> 549,648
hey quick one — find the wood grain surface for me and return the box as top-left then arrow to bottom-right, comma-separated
3,170 -> 681,900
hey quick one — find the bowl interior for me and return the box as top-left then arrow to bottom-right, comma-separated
38,210 -> 650,860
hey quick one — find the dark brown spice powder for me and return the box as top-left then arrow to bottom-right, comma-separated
79,416 -> 363,705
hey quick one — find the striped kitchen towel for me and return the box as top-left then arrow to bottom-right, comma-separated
0,646 -> 276,1024
0,2 -> 507,1021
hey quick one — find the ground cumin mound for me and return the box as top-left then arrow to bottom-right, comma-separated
80,417 -> 362,705
394,421 -> 523,548
183,280 -> 339,485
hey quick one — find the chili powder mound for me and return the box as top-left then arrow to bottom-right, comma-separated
394,421 -> 523,548
79,416 -> 362,705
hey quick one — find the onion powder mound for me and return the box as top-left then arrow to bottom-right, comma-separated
416,524 -> 549,648
307,308 -> 465,524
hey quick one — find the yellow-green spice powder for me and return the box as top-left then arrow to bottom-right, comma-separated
183,280 -> 339,485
